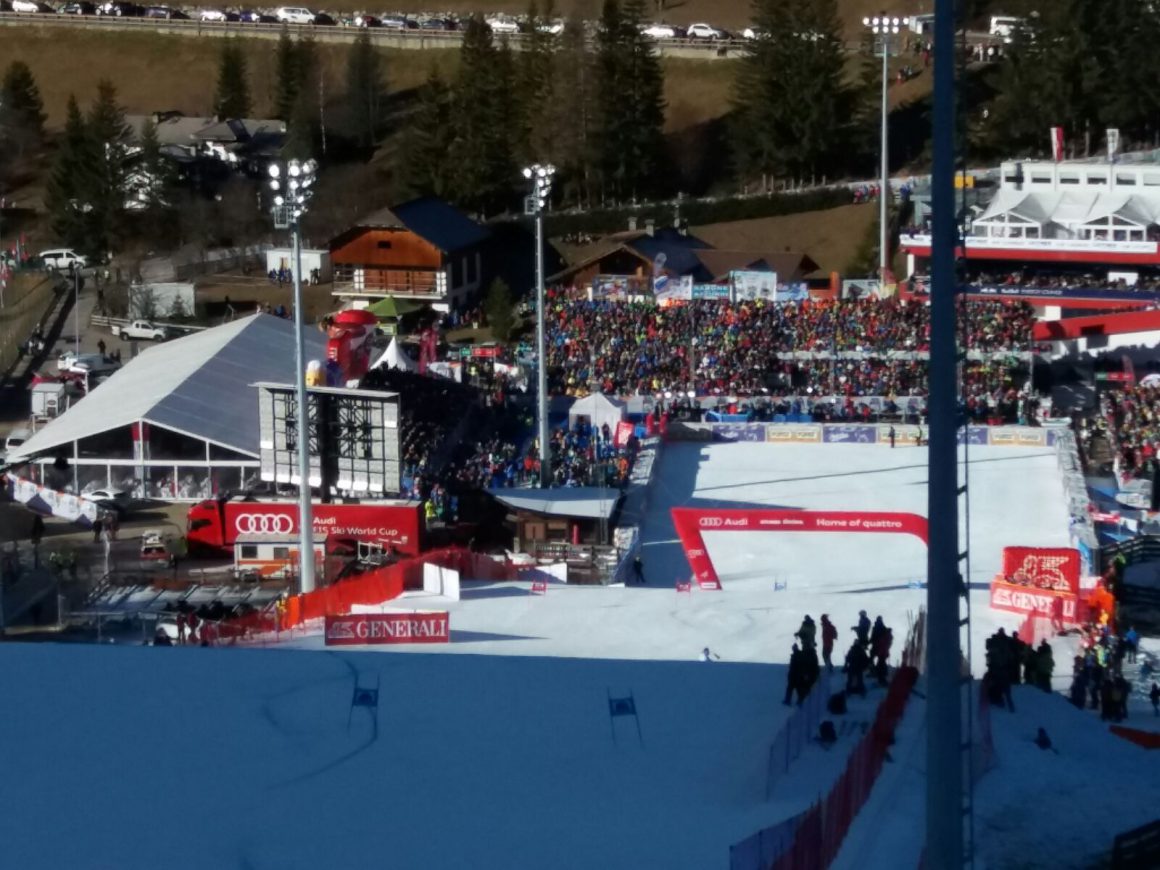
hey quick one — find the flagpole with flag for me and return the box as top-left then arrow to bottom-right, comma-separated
1050,126 -> 1065,163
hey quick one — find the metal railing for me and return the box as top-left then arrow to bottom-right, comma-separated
90,314 -> 207,333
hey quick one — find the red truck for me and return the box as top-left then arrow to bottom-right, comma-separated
186,498 -> 423,557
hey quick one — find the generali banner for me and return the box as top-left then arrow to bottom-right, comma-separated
1000,546 -> 1080,594
324,612 -> 450,646
990,580 -> 1079,623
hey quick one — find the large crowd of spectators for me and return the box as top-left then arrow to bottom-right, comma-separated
1100,383 -> 1160,478
544,295 -> 1035,398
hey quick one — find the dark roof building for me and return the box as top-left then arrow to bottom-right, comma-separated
329,197 -> 492,311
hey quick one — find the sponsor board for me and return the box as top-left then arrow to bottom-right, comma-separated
990,581 -> 1078,622
1000,546 -> 1080,594
766,425 -> 823,443
711,424 -> 765,443
989,428 -> 1048,448
324,612 -> 450,645
223,502 -> 421,554
824,425 -> 879,444
957,427 -> 990,446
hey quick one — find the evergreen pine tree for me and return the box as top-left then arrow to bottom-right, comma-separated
1,60 -> 46,141
86,79 -> 132,257
44,96 -> 96,251
400,70 -> 452,197
137,116 -> 177,209
515,0 -> 558,166
484,277 -> 516,342
447,16 -> 516,213
595,0 -> 666,202
273,26 -> 299,120
346,27 -> 386,148
552,14 -> 598,206
214,41 -> 251,119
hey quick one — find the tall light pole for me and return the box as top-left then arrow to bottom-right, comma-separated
268,158 -> 319,594
523,163 -> 555,489
863,14 -> 907,282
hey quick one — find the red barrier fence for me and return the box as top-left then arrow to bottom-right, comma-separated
771,665 -> 919,870
218,548 -> 511,642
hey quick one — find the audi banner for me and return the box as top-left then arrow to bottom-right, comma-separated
1000,546 -> 1080,594
222,502 -> 422,555
324,612 -> 450,646
670,507 -> 929,589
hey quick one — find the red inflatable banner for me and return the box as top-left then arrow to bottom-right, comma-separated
1000,546 -> 1080,594
990,580 -> 1079,624
670,508 -> 929,589
324,612 -> 450,645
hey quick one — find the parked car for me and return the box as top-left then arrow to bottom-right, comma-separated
537,19 -> 564,35
198,8 -> 227,21
239,9 -> 276,22
274,5 -> 314,24
989,15 -> 1022,40
38,248 -> 88,271
686,22 -> 725,39
353,13 -> 380,26
485,15 -> 520,34
380,14 -> 415,29
418,16 -> 452,30
143,5 -> 178,18
11,0 -> 52,12
313,11 -> 334,24
59,2 -> 97,13
641,23 -> 680,39
3,428 -> 32,460
119,320 -> 167,341
741,26 -> 767,39
97,1 -> 142,15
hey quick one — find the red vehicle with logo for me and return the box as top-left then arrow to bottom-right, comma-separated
186,498 -> 423,557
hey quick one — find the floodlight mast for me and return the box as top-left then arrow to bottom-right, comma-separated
524,163 -> 555,487
268,158 -> 318,594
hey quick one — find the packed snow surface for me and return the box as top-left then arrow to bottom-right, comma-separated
0,440 -> 1085,869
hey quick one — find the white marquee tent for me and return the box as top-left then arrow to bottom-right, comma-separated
567,393 -> 626,434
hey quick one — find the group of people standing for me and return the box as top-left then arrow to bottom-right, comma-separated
984,627 -> 1055,711
783,611 -> 895,705
1069,625 -> 1138,722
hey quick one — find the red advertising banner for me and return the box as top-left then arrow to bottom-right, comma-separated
990,580 -> 1079,624
1000,546 -> 1080,594
671,508 -> 929,590
614,420 -> 635,448
324,612 -> 450,645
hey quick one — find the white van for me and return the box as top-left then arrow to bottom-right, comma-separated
275,6 -> 315,24
38,248 -> 88,271
989,16 -> 1022,40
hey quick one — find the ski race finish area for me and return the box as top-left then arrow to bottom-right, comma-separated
671,508 -> 929,589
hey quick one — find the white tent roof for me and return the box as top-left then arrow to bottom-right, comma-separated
493,487 -> 623,520
11,314 -> 327,461
567,393 -> 626,432
370,337 -> 417,373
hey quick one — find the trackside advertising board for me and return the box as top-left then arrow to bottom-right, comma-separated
324,612 -> 450,645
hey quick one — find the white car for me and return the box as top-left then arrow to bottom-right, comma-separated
1,428 -> 32,465
119,320 -> 167,342
485,16 -> 520,34
39,248 -> 88,271
275,6 -> 314,24
11,0 -> 49,11
536,19 -> 564,35
742,26 -> 767,40
199,8 -> 227,21
686,22 -> 725,40
641,23 -> 679,39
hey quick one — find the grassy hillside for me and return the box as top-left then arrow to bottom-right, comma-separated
0,29 -> 739,134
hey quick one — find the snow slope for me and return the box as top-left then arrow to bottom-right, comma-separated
0,439 -> 1081,869
833,683 -> 1160,870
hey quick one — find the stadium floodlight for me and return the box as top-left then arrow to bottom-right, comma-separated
862,12 -> 909,281
524,164 -> 556,488
265,157 -> 321,594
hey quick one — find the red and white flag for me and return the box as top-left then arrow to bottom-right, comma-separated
1050,127 -> 1065,162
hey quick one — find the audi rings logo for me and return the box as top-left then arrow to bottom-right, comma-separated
235,513 -> 295,534
699,517 -> 725,528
